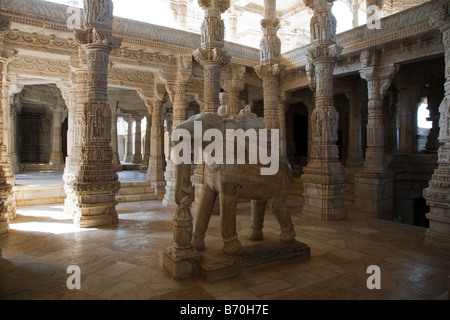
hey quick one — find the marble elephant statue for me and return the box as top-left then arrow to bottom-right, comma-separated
172,112 -> 296,256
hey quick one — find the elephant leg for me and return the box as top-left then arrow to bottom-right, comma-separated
219,192 -> 242,256
191,185 -> 218,251
272,192 -> 296,243
248,200 -> 267,241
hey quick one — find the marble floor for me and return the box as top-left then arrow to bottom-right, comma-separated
0,198 -> 449,301
14,169 -> 148,186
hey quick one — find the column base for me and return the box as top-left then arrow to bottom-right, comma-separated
149,181 -> 166,200
132,154 -> 143,164
425,213 -> 450,250
0,211 -> 9,236
301,162 -> 347,221
354,170 -> 394,220
49,152 -> 64,171
163,162 -> 176,207
424,166 -> 450,250
73,193 -> 119,228
163,247 -> 203,280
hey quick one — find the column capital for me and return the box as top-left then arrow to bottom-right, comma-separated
193,47 -> 231,67
198,0 -> 230,13
360,64 -> 399,99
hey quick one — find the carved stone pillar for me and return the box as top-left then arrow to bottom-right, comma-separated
49,107 -> 65,170
0,17 -> 15,234
0,56 -> 17,222
110,102 -> 120,167
344,80 -> 365,211
192,0 -> 231,204
345,81 -> 365,168
225,7 -> 242,42
354,50 -> 398,219
163,77 -> 190,207
70,0 -> 122,228
255,0 -> 284,130
170,0 -> 189,30
221,65 -> 246,118
395,72 -> 424,155
424,86 -> 442,154
124,116 -> 134,163
147,97 -> 166,198
301,0 -> 346,221
57,82 -> 77,164
143,115 -> 151,165
279,91 -> 291,158
193,0 -> 231,113
132,115 -> 143,164
424,6 -> 450,250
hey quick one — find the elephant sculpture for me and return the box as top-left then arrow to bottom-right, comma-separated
172,111 -> 296,256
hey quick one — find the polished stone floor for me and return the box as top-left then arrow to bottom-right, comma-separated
1,198 -> 449,300
14,169 -> 148,186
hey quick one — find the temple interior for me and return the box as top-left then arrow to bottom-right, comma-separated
0,0 -> 449,301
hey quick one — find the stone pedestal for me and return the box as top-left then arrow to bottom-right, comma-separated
354,170 -> 394,220
163,247 -> 203,280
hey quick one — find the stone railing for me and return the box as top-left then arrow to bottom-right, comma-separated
282,0 -> 445,70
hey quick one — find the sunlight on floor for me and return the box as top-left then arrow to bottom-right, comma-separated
9,205 -> 97,235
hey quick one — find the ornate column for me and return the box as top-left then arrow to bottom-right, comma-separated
57,82 -> 77,165
354,49 -> 398,219
224,6 -> 242,42
132,114 -> 143,164
300,0 -> 346,221
49,107 -> 65,170
70,0 -> 122,228
279,91 -> 291,158
193,0 -> 231,113
344,80 -> 365,211
139,86 -> 167,199
424,87 -> 442,154
57,79 -> 80,216
192,0 -> 231,203
143,114 -> 151,165
255,0 -> 284,130
110,102 -> 120,168
221,65 -> 246,118
124,116 -> 134,163
345,80 -> 365,168
394,72 -> 424,155
170,0 -> 190,30
162,56 -> 192,207
0,14 -> 15,236
424,5 -> 450,250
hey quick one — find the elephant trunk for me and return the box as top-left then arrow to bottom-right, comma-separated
173,163 -> 194,250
